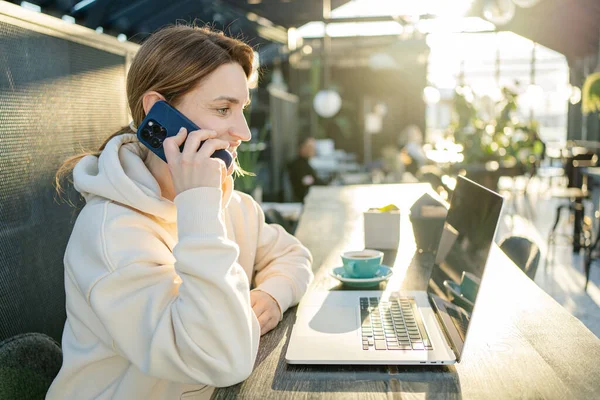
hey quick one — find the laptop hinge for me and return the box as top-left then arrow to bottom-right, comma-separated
428,294 -> 462,361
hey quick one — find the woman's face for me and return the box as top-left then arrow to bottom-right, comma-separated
175,63 -> 251,164
144,62 -> 252,175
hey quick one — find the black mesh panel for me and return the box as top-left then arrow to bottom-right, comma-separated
0,21 -> 128,343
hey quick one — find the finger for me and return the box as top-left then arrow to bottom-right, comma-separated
250,292 -> 258,307
257,308 -> 278,325
266,316 -> 279,332
258,313 -> 274,334
260,315 -> 278,336
196,138 -> 230,159
207,157 -> 227,186
163,127 -> 187,164
252,300 -> 268,318
181,129 -> 217,162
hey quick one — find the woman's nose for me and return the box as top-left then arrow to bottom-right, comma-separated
230,114 -> 251,142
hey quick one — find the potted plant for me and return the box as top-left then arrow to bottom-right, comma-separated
582,71 -> 600,116
582,30 -> 600,117
447,85 -> 544,189
234,123 -> 268,198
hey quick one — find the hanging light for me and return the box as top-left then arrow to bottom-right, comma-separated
313,89 -> 342,118
570,86 -> 582,105
483,0 -> 516,26
61,15 -> 76,24
559,84 -> 582,105
423,86 -> 441,105
20,2 -> 41,12
512,0 -> 541,8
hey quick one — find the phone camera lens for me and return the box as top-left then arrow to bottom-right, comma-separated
157,128 -> 167,139
150,137 -> 161,148
151,124 -> 162,134
141,129 -> 151,141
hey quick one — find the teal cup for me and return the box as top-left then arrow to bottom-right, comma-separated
341,250 -> 384,278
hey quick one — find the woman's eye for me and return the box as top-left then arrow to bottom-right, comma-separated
217,108 -> 229,115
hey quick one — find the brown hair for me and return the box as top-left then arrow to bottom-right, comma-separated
55,23 -> 255,196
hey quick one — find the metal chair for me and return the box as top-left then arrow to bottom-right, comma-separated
499,235 -> 541,280
547,152 -> 597,261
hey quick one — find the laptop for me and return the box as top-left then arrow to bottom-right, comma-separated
285,176 -> 504,365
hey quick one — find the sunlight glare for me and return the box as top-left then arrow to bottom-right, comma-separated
331,0 -> 475,19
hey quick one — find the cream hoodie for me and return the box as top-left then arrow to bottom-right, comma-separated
46,133 -> 313,400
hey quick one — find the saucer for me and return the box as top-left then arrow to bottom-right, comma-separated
329,265 -> 393,288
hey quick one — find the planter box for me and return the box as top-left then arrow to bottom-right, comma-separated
364,210 -> 401,250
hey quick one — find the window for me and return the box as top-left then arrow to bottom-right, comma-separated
426,31 -> 569,143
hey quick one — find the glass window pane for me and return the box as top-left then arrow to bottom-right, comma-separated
426,31 -> 568,142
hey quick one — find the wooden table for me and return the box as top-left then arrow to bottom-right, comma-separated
214,184 -> 600,399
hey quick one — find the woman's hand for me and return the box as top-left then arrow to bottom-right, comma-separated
163,127 -> 230,194
250,290 -> 281,336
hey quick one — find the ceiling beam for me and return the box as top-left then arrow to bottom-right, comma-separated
79,0 -> 115,28
104,0 -> 156,27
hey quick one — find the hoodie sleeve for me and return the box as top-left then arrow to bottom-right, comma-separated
250,199 -> 314,319
87,187 -> 260,387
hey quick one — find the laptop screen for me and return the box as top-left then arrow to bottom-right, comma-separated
426,176 -> 504,358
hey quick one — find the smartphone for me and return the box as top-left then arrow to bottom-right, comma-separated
136,100 -> 233,168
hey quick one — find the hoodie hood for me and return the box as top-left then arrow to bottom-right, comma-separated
73,133 -> 234,224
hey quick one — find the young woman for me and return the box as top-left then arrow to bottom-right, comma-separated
47,24 -> 313,400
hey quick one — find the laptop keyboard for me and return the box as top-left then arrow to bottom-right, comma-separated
360,297 -> 433,351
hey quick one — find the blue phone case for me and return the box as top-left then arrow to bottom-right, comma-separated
136,100 -> 233,167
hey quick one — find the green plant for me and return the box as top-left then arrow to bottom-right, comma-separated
448,86 -> 543,170
582,72 -> 600,115
234,123 -> 268,193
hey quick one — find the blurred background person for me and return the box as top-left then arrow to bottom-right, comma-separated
380,144 -> 406,183
398,124 -> 428,176
288,136 -> 327,202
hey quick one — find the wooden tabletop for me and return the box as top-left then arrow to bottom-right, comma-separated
214,184 -> 600,400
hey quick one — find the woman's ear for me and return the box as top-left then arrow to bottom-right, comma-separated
142,91 -> 166,116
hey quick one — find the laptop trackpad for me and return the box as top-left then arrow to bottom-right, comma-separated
296,306 -> 359,336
